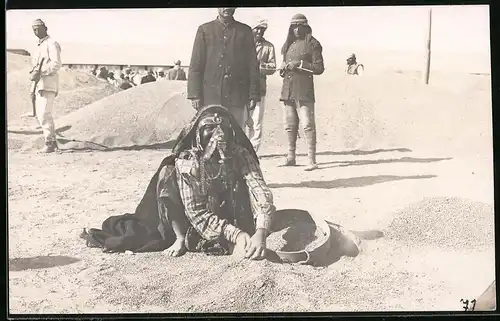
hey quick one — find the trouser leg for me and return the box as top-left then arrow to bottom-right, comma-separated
247,96 -> 265,152
298,101 -> 318,170
36,90 -> 57,144
283,100 -> 299,165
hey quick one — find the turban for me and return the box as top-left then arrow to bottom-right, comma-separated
252,19 -> 268,31
32,19 -> 46,27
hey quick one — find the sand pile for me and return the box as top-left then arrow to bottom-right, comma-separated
7,52 -> 31,72
259,71 -> 491,155
6,53 -> 120,127
17,80 -> 195,151
385,197 -> 494,250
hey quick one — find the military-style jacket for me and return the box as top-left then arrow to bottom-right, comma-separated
279,36 -> 324,102
187,17 -> 261,108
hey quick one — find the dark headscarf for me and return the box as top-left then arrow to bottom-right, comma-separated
281,13 -> 313,56
172,105 -> 259,164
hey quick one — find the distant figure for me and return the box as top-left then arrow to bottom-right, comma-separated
98,67 -> 109,79
107,72 -> 117,86
141,70 -> 157,84
187,7 -> 261,129
118,73 -> 133,90
157,68 -> 166,80
167,60 -> 187,81
91,64 -> 98,76
29,18 -> 62,153
131,71 -> 143,86
346,53 -> 364,76
246,19 -> 276,153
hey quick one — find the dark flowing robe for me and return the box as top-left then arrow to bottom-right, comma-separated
81,105 -> 259,254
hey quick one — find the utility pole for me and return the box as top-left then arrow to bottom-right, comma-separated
423,8 -> 432,84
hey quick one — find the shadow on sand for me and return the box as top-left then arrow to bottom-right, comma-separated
56,139 -> 176,152
7,125 -> 72,136
9,255 -> 81,271
268,174 -> 437,189
260,148 -> 413,159
317,156 -> 452,169
265,209 -> 384,267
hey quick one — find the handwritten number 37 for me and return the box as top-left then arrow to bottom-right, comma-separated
460,299 -> 476,311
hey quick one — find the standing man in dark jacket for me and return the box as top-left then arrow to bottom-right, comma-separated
167,60 -> 187,80
187,8 -> 261,129
279,13 -> 325,171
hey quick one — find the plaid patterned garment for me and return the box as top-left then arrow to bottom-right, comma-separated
175,144 -> 274,245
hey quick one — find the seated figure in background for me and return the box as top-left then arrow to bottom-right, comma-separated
345,53 -> 364,76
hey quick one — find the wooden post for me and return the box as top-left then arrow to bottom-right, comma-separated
423,8 -> 432,84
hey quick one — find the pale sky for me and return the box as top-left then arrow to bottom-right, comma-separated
6,6 -> 491,72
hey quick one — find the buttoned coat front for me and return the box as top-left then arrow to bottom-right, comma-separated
187,18 -> 261,109
279,36 -> 324,103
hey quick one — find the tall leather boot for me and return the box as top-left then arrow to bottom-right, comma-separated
284,129 -> 298,166
304,130 -> 318,171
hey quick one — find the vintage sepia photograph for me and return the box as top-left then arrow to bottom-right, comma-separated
6,5 -> 496,314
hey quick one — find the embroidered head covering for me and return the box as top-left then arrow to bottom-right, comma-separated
172,105 -> 258,163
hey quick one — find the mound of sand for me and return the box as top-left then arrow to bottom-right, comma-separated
16,81 -> 195,151
260,72 -> 491,156
7,52 -> 31,73
385,197 -> 494,250
8,64 -> 491,156
6,53 -> 120,128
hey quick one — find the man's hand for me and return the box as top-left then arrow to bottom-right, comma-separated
29,71 -> 41,82
286,60 -> 301,70
245,228 -> 267,260
248,100 -> 257,111
191,99 -> 202,111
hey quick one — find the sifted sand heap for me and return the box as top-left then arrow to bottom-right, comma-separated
6,52 -> 120,127
259,71 -> 492,157
385,196 -> 494,250
16,80 -> 195,151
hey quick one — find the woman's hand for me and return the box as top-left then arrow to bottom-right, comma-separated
245,228 -> 268,260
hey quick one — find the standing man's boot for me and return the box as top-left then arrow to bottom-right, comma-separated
304,131 -> 318,171
284,129 -> 298,166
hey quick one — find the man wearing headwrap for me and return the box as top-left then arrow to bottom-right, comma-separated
187,8 -> 261,129
82,105 -> 274,260
279,14 -> 325,171
246,19 -> 276,153
29,18 -> 62,153
167,60 -> 187,81
346,53 -> 364,76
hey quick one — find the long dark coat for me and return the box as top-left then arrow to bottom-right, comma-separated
187,18 -> 261,109
279,30 -> 325,103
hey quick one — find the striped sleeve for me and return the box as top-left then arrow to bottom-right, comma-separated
236,147 -> 275,231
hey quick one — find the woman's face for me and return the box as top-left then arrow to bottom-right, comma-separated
200,124 -> 217,148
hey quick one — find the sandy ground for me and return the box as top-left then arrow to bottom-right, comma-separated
7,59 -> 495,313
8,148 -> 495,313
